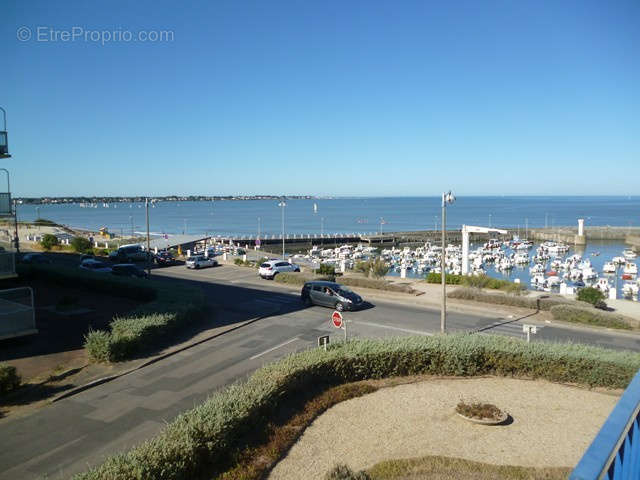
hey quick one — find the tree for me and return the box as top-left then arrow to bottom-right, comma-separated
71,237 -> 93,254
577,287 -> 606,306
40,234 -> 59,250
369,258 -> 389,278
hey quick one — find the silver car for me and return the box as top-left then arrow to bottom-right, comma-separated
300,281 -> 364,311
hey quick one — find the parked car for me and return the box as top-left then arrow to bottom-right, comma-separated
154,251 -> 177,266
111,263 -> 148,278
301,281 -> 364,311
185,255 -> 218,269
258,259 -> 300,279
79,259 -> 112,273
20,253 -> 50,264
109,244 -> 149,262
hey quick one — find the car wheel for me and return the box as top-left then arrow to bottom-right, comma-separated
335,302 -> 344,312
195,264 -> 200,269
294,268 -> 300,272
302,296 -> 312,306
271,272 -> 278,280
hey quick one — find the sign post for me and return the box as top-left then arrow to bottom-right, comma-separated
332,310 -> 347,342
522,324 -> 538,343
317,335 -> 330,351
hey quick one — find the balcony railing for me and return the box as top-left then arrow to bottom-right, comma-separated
570,369 -> 640,480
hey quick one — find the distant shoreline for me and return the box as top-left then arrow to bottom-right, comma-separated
16,195 -> 317,205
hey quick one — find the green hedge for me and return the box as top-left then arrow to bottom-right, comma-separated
550,304 -> 637,330
448,287 -> 570,311
74,334 -> 640,480
0,363 -> 21,395
426,273 -> 525,293
19,265 -> 205,362
426,272 -> 462,284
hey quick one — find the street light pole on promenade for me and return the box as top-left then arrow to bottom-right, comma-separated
441,190 -> 456,333
278,197 -> 286,258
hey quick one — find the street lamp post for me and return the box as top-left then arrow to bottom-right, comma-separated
441,190 -> 456,333
278,197 -> 286,258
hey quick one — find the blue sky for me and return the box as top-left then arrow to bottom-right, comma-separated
3,0 -> 639,197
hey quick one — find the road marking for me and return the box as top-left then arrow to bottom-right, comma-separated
250,337 -> 300,360
351,320 -> 433,336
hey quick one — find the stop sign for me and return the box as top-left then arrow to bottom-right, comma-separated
331,311 -> 343,328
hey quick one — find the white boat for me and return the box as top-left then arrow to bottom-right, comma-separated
595,278 -> 610,293
622,282 -> 639,297
623,249 -> 637,260
602,262 -> 616,274
623,263 -> 638,275
613,256 -> 627,265
582,267 -> 598,280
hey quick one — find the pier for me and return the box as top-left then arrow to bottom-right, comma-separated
530,226 -> 640,250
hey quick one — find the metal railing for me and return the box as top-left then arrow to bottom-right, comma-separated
570,369 -> 640,480
0,287 -> 36,340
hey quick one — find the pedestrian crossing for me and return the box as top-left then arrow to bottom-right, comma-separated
467,320 -> 539,338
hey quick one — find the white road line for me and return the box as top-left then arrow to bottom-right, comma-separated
352,320 -> 433,336
250,337 -> 300,360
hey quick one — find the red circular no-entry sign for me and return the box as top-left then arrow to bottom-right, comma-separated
332,311 -> 343,328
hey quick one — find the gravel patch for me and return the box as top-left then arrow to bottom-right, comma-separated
269,377 -> 618,479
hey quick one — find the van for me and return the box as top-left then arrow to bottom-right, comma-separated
109,244 -> 149,262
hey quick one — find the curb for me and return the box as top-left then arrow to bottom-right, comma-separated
51,313 -> 268,403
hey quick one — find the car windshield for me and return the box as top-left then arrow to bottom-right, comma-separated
336,287 -> 353,296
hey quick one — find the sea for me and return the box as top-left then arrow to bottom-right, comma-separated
17,196 -> 640,238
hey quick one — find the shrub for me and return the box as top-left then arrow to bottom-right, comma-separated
369,258 -> 389,278
71,237 -> 93,253
0,363 -> 21,395
426,272 -> 462,285
84,330 -> 113,363
234,258 -> 245,266
318,263 -> 336,276
40,233 -> 59,250
74,335 -> 640,480
577,287 -> 606,306
33,218 -> 56,226
448,287 -> 571,311
461,275 -> 525,293
354,260 -> 370,274
326,464 -> 372,480
550,304 -> 635,330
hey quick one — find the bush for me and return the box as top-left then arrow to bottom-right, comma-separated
40,233 -> 59,250
353,259 -> 389,278
448,287 -> 571,311
426,272 -> 462,285
326,464 -> 371,480
74,335 -> 640,480
84,330 -> 113,363
0,363 -> 21,395
71,236 -> 93,253
550,304 -> 635,330
318,263 -> 336,276
577,287 -> 606,306
461,275 -> 525,293
33,218 -> 56,226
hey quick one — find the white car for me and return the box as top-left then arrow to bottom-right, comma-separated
79,259 -> 113,273
259,259 -> 300,279
186,255 -> 218,269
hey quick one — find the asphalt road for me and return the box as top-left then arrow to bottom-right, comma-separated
1,263 -> 639,479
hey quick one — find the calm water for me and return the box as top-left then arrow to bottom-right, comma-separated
18,196 -> 640,237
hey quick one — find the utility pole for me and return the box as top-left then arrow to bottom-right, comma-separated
441,191 -> 455,333
278,197 -> 286,258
